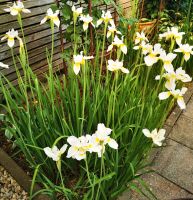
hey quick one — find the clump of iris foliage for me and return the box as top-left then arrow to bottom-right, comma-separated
0,1 -> 192,200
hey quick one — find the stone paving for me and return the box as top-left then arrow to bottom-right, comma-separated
120,84 -> 193,200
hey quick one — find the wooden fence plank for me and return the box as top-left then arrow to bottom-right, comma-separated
0,32 -> 61,60
0,5 -> 51,25
0,27 -> 61,53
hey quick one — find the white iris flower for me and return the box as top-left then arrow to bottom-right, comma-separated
72,5 -> 83,17
174,44 -> 193,61
1,29 -> 21,48
159,52 -> 177,72
79,14 -> 95,31
159,27 -> 185,45
90,123 -> 118,157
133,41 -> 153,55
159,87 -> 187,109
107,60 -> 129,74
67,135 -> 93,160
107,22 -> 121,38
40,8 -> 60,28
97,10 -> 114,27
144,43 -> 164,66
156,67 -> 192,91
135,31 -> 148,45
44,144 -> 68,162
107,36 -> 127,54
142,128 -> 166,146
73,52 -> 94,75
4,1 -> 31,16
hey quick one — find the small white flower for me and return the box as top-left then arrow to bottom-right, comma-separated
72,5 -> 83,17
107,22 -> 121,38
144,43 -> 164,66
97,10 -> 114,27
0,62 -> 9,69
44,144 -> 68,162
142,128 -> 166,146
67,135 -> 93,160
107,59 -> 129,74
1,29 -> 21,48
107,35 -> 127,54
135,31 -> 148,45
175,67 -> 192,82
156,67 -> 192,88
133,41 -> 153,55
159,87 -> 187,109
159,27 -> 185,45
159,52 -> 177,72
79,14 -> 95,31
73,52 -> 94,75
164,67 -> 191,90
4,1 -> 31,16
174,44 -> 193,61
90,123 -> 118,157
40,8 -> 60,28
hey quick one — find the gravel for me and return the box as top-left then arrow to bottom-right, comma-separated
0,165 -> 28,200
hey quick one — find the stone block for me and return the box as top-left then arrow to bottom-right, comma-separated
119,173 -> 193,200
169,115 -> 193,149
183,97 -> 193,120
153,139 -> 193,194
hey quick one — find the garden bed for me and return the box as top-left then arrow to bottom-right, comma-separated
1,82 -> 193,200
1,1 -> 193,199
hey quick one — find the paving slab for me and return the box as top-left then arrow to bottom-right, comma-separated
169,115 -> 193,149
153,139 -> 193,194
119,173 -> 193,200
165,106 -> 182,127
183,96 -> 193,120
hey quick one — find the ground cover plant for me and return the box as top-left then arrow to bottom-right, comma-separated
0,1 -> 192,199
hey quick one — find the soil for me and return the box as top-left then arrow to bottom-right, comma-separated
0,122 -> 31,175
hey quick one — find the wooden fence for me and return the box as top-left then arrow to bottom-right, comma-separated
0,0 -> 63,87
0,0 -> 133,88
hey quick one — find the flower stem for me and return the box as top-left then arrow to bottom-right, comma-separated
85,158 -> 94,199
180,57 -> 185,67
50,21 -> 55,65
96,149 -> 104,200
57,160 -> 69,200
17,14 -> 29,65
81,33 -> 88,136
169,39 -> 175,53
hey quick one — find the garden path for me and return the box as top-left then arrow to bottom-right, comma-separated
120,83 -> 193,200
